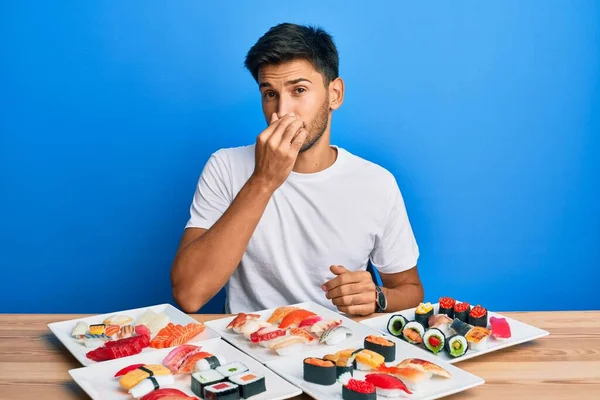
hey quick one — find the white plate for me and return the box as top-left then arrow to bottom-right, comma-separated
360,301 -> 549,363
49,303 -> 221,366
204,301 -> 380,364
69,338 -> 302,400
265,335 -> 484,400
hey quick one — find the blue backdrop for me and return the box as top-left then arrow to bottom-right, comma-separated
1,2 -> 599,314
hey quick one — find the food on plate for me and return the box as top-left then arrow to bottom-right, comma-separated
119,364 -> 171,390
386,314 -> 408,338
303,357 -> 337,385
363,335 -> 396,362
266,306 -> 299,324
87,335 -> 150,361
469,305 -> 488,328
150,322 -> 206,349
191,370 -> 226,397
140,388 -> 197,400
105,325 -> 121,339
414,302 -> 434,328
453,302 -> 471,323
310,319 -> 342,337
323,349 -> 355,378
229,371 -> 267,398
353,349 -> 385,371
136,309 -> 170,334
290,327 -> 315,343
320,325 -> 352,346
194,354 -> 227,372
226,313 -> 261,333
450,318 -> 474,337
365,373 -> 412,397
402,321 -> 425,345
340,375 -> 376,400
104,315 -> 134,327
120,325 -> 135,339
71,321 -> 88,338
376,365 -> 432,391
114,363 -> 146,377
268,335 -> 308,356
129,374 -> 175,399
162,345 -> 205,373
89,324 -> 106,335
396,358 -> 452,379
445,334 -> 468,358
489,316 -> 512,339
203,381 -> 239,399
215,361 -> 249,378
428,314 -> 453,336
298,315 -> 323,329
423,327 -> 446,355
249,326 -> 286,346
240,319 -> 270,339
278,309 -> 317,329
465,326 -> 492,350
438,296 -> 456,319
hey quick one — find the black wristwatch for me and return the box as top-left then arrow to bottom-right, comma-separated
375,286 -> 387,313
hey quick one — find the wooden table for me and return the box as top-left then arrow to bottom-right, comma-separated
0,311 -> 598,399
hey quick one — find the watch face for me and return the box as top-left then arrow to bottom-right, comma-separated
377,288 -> 386,311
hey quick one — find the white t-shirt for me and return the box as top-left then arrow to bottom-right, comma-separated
185,145 -> 419,313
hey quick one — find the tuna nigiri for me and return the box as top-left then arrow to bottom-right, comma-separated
365,373 -> 412,397
278,309 -> 316,329
489,316 -> 512,339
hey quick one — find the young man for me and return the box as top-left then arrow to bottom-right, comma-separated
171,23 -> 423,315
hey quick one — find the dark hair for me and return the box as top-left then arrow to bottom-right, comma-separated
245,23 -> 339,86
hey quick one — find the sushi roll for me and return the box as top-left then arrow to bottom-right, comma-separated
365,373 -> 412,397
341,377 -> 376,400
386,314 -> 409,338
204,381 -> 240,400
465,326 -> 492,351
469,305 -> 488,328
195,355 -> 227,372
414,302 -> 434,328
229,371 -> 266,399
402,321 -> 425,345
353,349 -> 385,371
450,318 -> 474,336
423,328 -> 446,355
364,335 -> 396,362
303,357 -> 337,385
216,362 -> 248,378
438,297 -> 456,318
453,302 -> 471,323
191,369 -> 226,397
445,334 -> 468,358
129,375 -> 174,399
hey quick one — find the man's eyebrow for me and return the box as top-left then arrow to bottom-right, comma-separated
259,78 -> 312,89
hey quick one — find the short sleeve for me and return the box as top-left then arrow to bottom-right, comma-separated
185,152 -> 232,230
369,178 -> 419,274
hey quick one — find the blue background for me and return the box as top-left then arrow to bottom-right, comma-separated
1,2 -> 599,314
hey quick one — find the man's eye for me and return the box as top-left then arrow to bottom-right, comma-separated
295,88 -> 306,94
263,91 -> 276,99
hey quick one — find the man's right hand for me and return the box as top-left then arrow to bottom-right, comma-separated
252,113 -> 308,192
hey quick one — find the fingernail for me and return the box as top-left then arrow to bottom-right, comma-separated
321,285 -> 327,291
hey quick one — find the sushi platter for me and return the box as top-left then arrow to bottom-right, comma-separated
360,297 -> 549,363
204,301 -> 381,364
48,303 -> 221,366
265,334 -> 484,400
69,336 -> 302,400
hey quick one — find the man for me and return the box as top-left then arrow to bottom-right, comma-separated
171,23 -> 423,316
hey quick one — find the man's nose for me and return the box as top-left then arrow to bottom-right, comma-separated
276,96 -> 294,118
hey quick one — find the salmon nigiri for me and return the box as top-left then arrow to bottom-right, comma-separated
266,306 -> 299,324
278,309 -> 316,329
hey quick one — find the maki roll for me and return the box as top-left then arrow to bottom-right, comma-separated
414,303 -> 434,328
191,369 -> 226,398
216,362 -> 248,378
129,375 -> 175,399
423,328 -> 446,355
204,381 -> 240,400
438,297 -> 456,318
229,371 -> 266,398
454,302 -> 471,323
341,377 -> 376,400
386,314 -> 409,338
364,335 -> 396,362
303,357 -> 337,385
195,355 -> 227,372
469,305 -> 488,328
402,321 -> 425,345
445,334 -> 468,358
451,318 -> 474,336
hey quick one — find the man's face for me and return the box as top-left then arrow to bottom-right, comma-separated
258,59 -> 330,152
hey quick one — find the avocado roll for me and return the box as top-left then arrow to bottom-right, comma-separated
386,314 -> 409,338
445,334 -> 468,358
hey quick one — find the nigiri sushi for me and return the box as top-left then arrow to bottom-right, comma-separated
268,334 -> 308,356
310,319 -> 342,337
226,313 -> 261,333
278,309 -> 316,329
250,326 -> 286,346
240,319 -> 271,339
396,358 -> 452,379
320,325 -> 352,346
266,306 -> 299,324
489,316 -> 512,339
354,349 -> 385,371
376,365 -> 431,391
365,373 -> 412,397
428,314 -> 453,336
298,315 -> 323,329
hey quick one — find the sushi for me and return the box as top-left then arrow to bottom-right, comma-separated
71,321 -> 88,338
303,357 -> 337,385
438,297 -> 456,318
450,318 -> 474,336
376,366 -> 432,391
104,315 -> 133,327
414,303 -> 434,328
298,315 -> 323,329
240,320 -> 270,339
119,364 -> 172,391
465,326 -> 492,350
453,302 -> 471,323
353,349 -> 385,371
489,316 -> 512,340
114,364 -> 146,378
129,375 -> 174,399
120,325 -> 135,339
249,326 -> 286,346
89,324 -> 106,335
320,325 -> 352,346
278,309 -> 316,329
139,388 -> 196,400
191,369 -> 226,397
423,328 -> 446,355
203,381 -> 240,400
341,377 -> 376,400
323,349 -> 356,378
290,328 -> 315,343
229,371 -> 266,398
226,313 -> 261,333
268,335 -> 307,356
428,314 -> 453,336
469,305 -> 488,328
105,325 -> 121,339
402,321 -> 425,345
386,314 -> 409,338
365,373 -> 412,397
195,355 -> 227,372
396,358 -> 452,379
364,335 -> 396,362
162,345 -> 205,373
445,334 -> 468,358
310,319 -> 342,337
266,306 -> 299,324
216,362 -> 248,378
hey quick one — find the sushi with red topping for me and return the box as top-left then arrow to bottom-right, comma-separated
469,305 -> 488,328
365,373 -> 412,397
438,297 -> 456,318
454,302 -> 471,323
341,377 -> 376,400
489,316 -> 512,339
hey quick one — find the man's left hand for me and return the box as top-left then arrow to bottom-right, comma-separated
322,265 -> 377,316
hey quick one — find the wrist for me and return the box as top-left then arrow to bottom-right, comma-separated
246,174 -> 277,198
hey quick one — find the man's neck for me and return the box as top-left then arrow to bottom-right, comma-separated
292,132 -> 338,174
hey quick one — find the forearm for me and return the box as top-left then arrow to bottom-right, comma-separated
172,176 -> 274,312
382,282 -> 424,313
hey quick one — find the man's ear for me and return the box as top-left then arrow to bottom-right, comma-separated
329,77 -> 345,111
